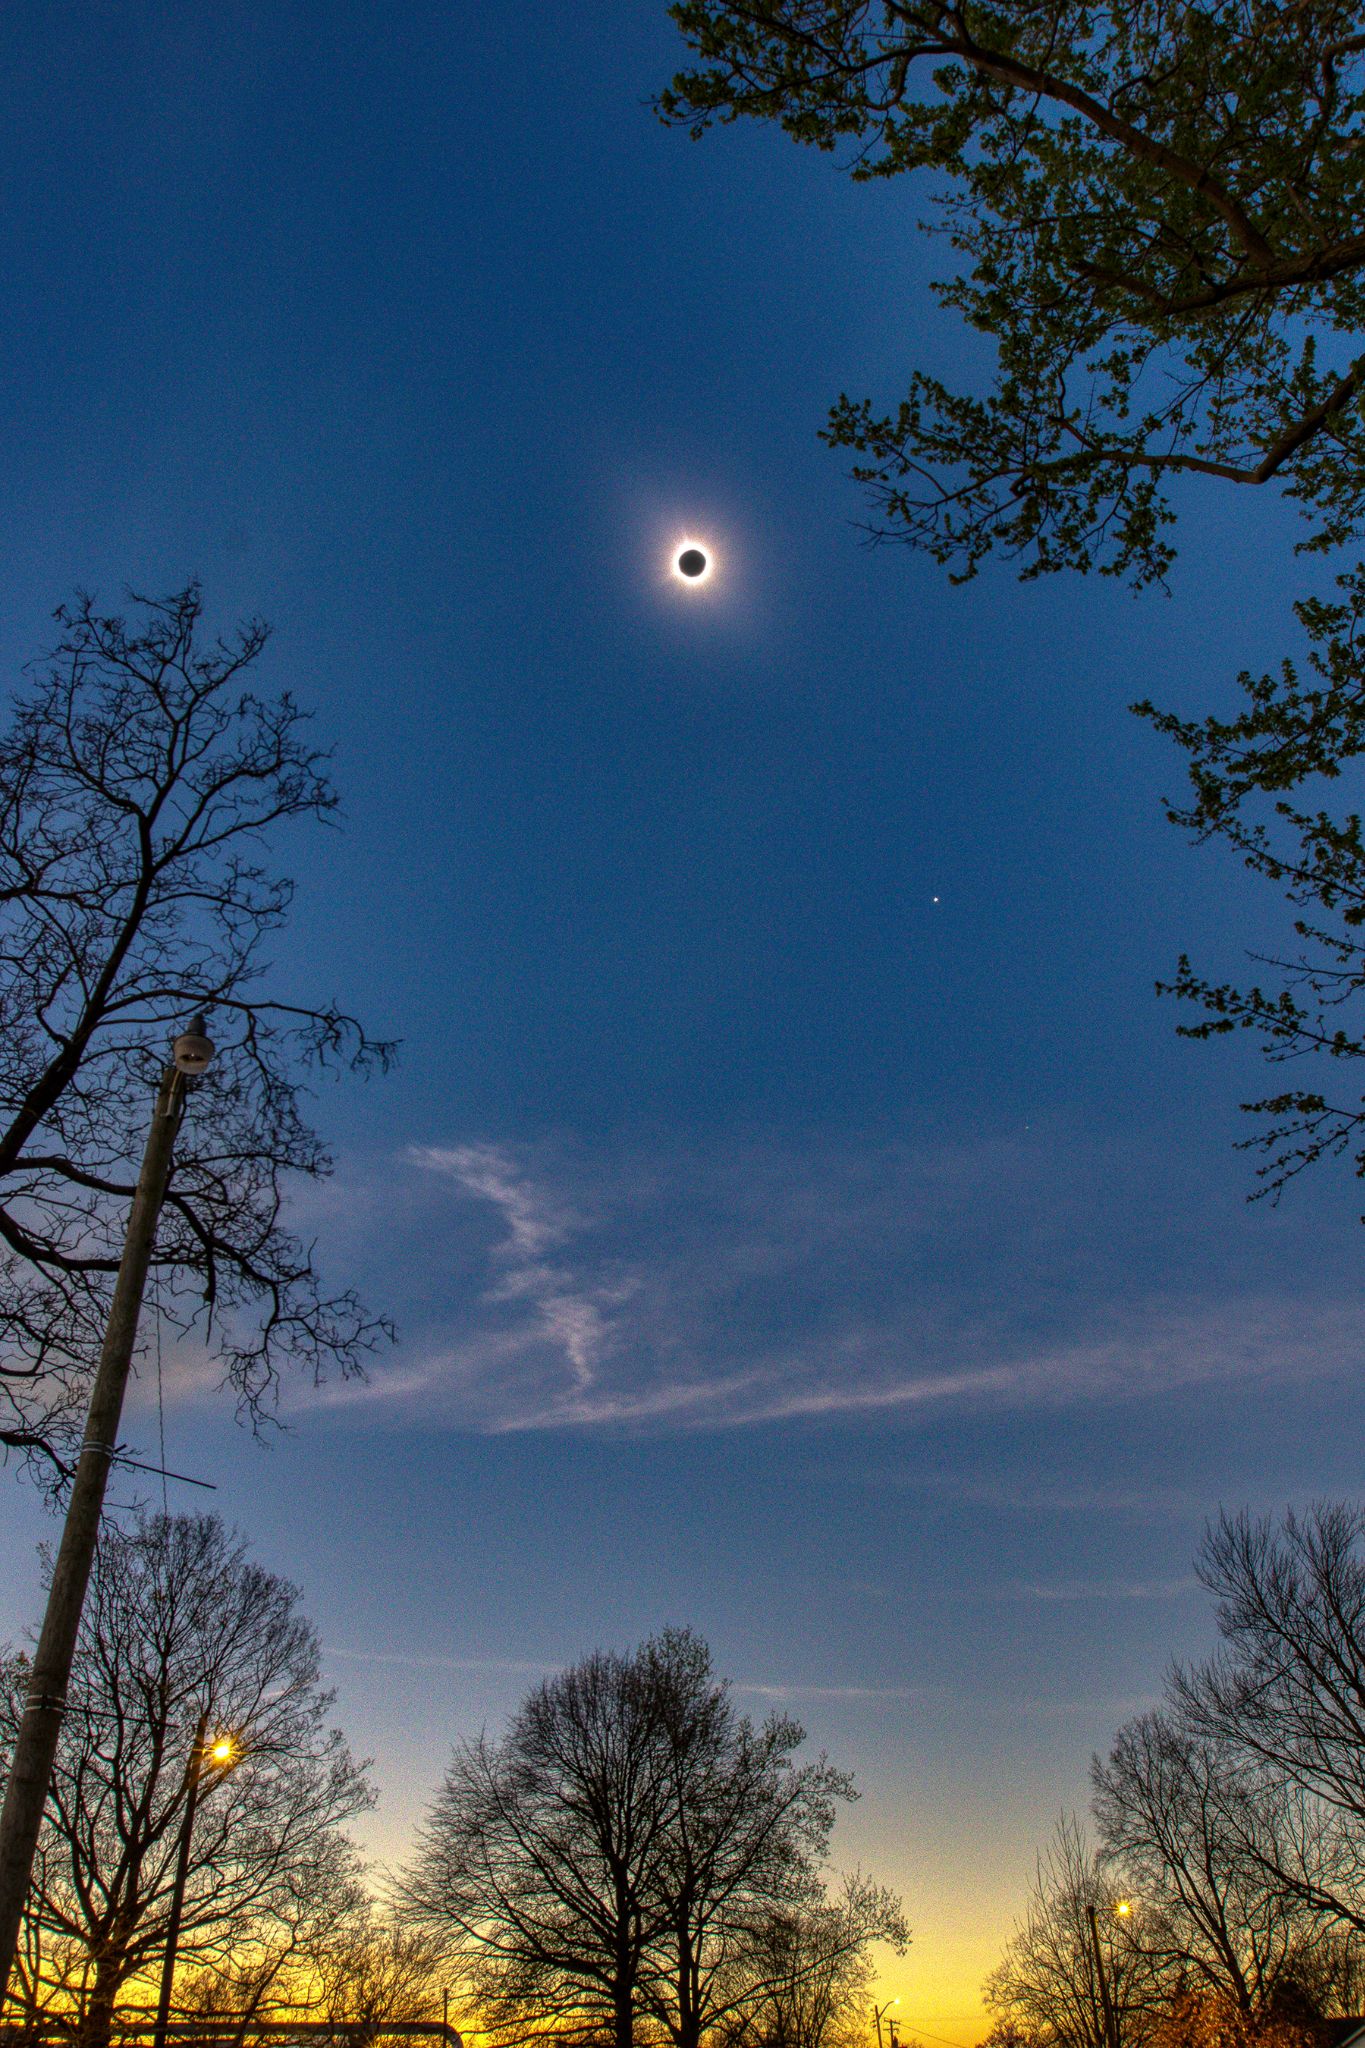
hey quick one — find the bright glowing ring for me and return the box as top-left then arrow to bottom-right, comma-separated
672,542 -> 712,584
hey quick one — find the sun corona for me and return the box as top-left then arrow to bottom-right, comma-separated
672,542 -> 712,584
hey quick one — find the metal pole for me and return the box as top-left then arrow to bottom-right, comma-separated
0,1059 -> 190,2008
1087,1903 -> 1119,2048
152,1710 -> 209,2048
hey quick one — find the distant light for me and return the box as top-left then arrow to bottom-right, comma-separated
207,1734 -> 240,1768
1114,1899 -> 1133,1918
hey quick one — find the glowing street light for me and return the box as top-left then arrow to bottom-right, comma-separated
873,1998 -> 901,2048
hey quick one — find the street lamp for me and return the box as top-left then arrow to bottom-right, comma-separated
873,1998 -> 901,2048
152,1715 -> 242,2048
0,1017 -> 215,2011
1086,1900 -> 1133,2048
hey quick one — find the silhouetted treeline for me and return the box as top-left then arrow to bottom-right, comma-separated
0,1520 -> 902,2048
985,1505 -> 1365,2048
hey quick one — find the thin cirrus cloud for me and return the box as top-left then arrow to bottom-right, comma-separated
1015,1576 -> 1201,1603
320,1642 -> 927,1705
291,1130 -> 1362,1436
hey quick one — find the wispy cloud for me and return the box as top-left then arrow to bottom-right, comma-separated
407,1143 -> 633,1394
324,1645 -> 562,1678
735,1681 -> 928,1703
323,1644 -> 925,1707
411,1145 -> 576,1261
881,1473 -> 1210,1521
291,1129 -> 1363,1438
1015,1576 -> 1200,1604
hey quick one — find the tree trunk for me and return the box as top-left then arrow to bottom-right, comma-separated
74,1952 -> 125,2048
674,1924 -> 702,2048
613,1977 -> 634,2048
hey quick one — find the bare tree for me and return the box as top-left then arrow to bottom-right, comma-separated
1174,1504 -> 1365,1940
1093,1712 -> 1332,2015
641,1631 -> 882,2048
174,1897 -> 447,2048
313,1912 -> 450,2042
399,1642 -> 678,2048
717,1873 -> 906,2048
0,582 -> 395,1472
984,1817 -> 1162,2048
0,1513 -> 374,2048
399,1631 -> 896,2048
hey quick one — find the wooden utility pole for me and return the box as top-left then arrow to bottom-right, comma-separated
1087,1903 -> 1119,2048
0,1021 -> 213,2012
152,1710 -> 210,2048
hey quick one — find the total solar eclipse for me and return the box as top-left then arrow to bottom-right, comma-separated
674,545 -> 711,581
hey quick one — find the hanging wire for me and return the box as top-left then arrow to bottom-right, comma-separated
154,1272 -> 169,1516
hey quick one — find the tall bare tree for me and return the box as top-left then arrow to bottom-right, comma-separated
0,1513 -> 373,2048
641,1631 -> 878,2048
399,1641 -> 678,2048
1173,1504 -> 1365,1940
399,1631 -> 896,2048
985,1816 -> 1163,2048
0,582 -> 394,1472
1092,1711 -> 1330,2016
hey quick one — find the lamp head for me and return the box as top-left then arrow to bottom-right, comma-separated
172,1015 -> 215,1077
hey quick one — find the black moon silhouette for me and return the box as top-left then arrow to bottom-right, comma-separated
677,547 -> 708,579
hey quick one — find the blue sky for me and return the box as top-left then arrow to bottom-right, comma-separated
1,2 -> 1363,2038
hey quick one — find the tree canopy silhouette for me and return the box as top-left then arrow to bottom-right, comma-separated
0,1513 -> 373,2048
661,3 -> 1365,1216
400,1629 -> 902,2048
662,2 -> 1365,588
0,582 -> 395,1472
